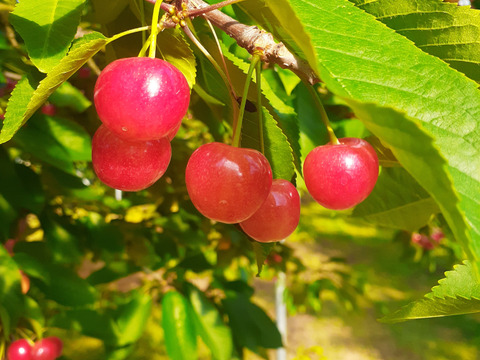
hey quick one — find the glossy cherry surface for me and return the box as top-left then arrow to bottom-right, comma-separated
94,57 -> 190,141
239,179 -> 300,242
185,142 -> 272,223
303,137 -> 379,210
31,337 -> 62,360
92,125 -> 171,191
7,339 -> 32,360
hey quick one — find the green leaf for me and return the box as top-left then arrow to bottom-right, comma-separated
381,261 -> 480,323
187,284 -> 233,360
289,0 -> 480,260
252,242 -> 275,277
157,29 -> 196,89
14,114 -> 91,173
10,0 -> 86,73
0,32 -> 108,144
116,292 -> 152,346
52,309 -> 120,344
353,167 -> 440,231
0,194 -> 17,241
346,100 -> 473,260
39,264 -> 98,307
0,246 -> 24,332
0,31 -> 8,50
49,81 -> 92,112
242,106 -> 295,181
350,0 -> 480,82
223,294 -> 282,351
0,147 -> 45,214
162,291 -> 198,360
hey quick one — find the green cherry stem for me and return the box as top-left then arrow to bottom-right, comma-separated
305,82 -> 339,145
148,0 -> 164,58
182,22 -> 239,124
232,54 -> 261,148
256,59 -> 264,154
138,33 -> 153,57
110,25 -> 151,42
140,0 -> 147,44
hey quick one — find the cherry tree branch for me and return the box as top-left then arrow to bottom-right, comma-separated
145,0 -> 319,84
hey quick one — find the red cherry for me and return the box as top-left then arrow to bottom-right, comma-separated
31,337 -> 62,360
4,238 -> 16,255
239,179 -> 300,242
185,142 -> 272,223
94,57 -> 190,141
41,104 -> 56,116
92,125 -> 171,191
303,137 -> 379,210
430,228 -> 445,243
411,232 -> 435,250
7,339 -> 32,360
77,66 -> 91,79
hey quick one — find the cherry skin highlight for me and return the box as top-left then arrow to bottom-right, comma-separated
239,179 -> 300,242
185,142 -> 272,223
94,57 -> 190,141
7,339 -> 32,360
92,125 -> 171,191
31,337 -> 63,360
303,137 -> 379,210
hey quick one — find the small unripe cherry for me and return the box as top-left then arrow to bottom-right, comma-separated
239,179 -> 300,242
7,339 -> 32,360
94,57 -> 190,141
92,125 -> 171,191
185,142 -> 272,223
303,137 -> 379,210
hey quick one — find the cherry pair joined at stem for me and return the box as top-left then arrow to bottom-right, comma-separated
7,337 -> 62,360
91,57 -> 189,191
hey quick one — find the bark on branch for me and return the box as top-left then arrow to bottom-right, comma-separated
146,0 -> 319,85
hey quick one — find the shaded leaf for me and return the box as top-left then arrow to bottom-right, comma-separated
252,242 -> 275,277
0,246 -> 24,333
223,294 -> 282,351
353,167 -> 440,231
49,81 -> 92,112
157,29 -> 197,89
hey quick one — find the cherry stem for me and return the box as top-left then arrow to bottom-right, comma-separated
305,82 -> 339,145
148,0 -> 163,58
232,54 -> 261,147
188,0 -> 247,18
182,22 -> 239,126
256,60 -> 264,154
110,25 -> 151,42
138,33 -> 153,57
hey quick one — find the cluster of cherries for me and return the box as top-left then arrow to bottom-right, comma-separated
90,56 -> 380,242
91,57 -> 190,191
7,337 -> 62,360
411,228 -> 445,250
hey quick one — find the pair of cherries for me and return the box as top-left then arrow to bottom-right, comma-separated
185,137 -> 379,243
7,337 -> 62,360
92,57 -> 190,191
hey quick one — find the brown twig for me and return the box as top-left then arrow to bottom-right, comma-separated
145,0 -> 319,85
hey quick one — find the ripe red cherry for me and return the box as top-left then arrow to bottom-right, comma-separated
92,125 -> 171,191
185,142 -> 272,223
7,339 -> 32,360
94,57 -> 190,141
41,104 -> 56,116
31,337 -> 62,360
239,179 -> 300,242
303,137 -> 379,210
